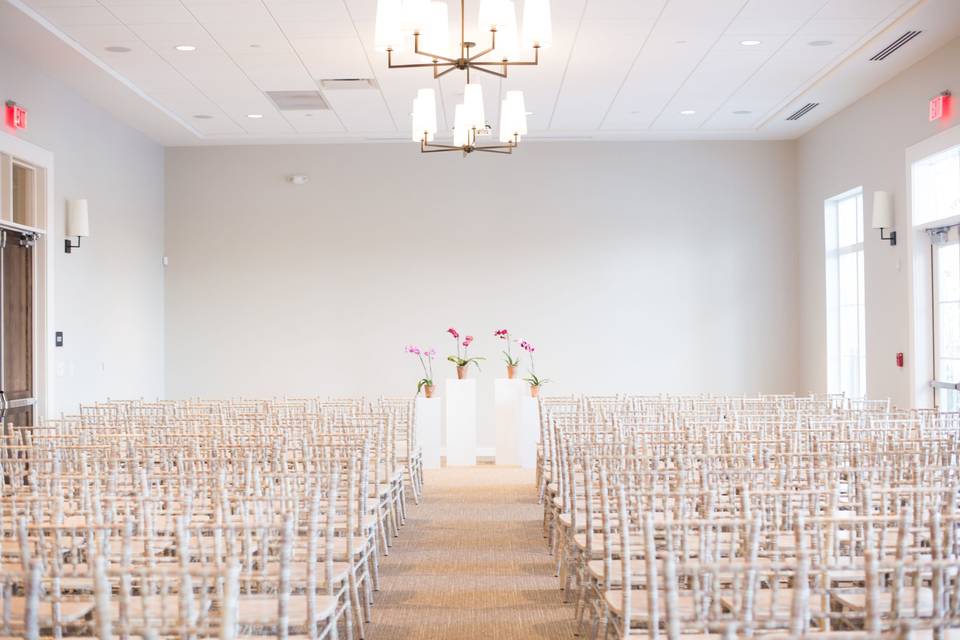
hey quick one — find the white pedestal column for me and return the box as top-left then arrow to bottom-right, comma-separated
415,397 -> 442,470
444,379 -> 477,466
495,379 -> 539,468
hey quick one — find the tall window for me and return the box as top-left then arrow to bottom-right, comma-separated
825,188 -> 866,398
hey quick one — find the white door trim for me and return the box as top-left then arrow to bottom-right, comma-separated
0,130 -> 54,421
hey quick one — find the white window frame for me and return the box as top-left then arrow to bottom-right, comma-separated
825,187 -> 867,399
906,124 -> 960,409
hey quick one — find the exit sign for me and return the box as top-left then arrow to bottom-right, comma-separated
930,92 -> 952,122
5,101 -> 27,130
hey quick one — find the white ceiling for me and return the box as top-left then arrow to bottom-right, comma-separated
3,0 -> 960,145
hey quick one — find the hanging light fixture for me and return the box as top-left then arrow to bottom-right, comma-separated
376,0 -> 550,155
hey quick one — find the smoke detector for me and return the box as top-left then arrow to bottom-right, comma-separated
287,175 -> 309,185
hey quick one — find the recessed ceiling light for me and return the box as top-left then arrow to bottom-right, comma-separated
304,113 -> 313,117
174,44 -> 196,52
680,110 -> 696,115
675,40 -> 688,44
193,114 -> 213,119
249,43 -> 261,48
732,110 -> 752,115
740,40 -> 762,46
104,46 -> 131,53
247,114 -> 263,119
808,40 -> 833,47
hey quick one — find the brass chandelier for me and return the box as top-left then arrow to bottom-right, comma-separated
374,0 -> 552,155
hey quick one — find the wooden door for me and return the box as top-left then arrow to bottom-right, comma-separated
1,230 -> 34,426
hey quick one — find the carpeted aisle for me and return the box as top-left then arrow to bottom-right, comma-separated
368,466 -> 576,639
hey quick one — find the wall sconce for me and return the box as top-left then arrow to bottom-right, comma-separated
65,199 -> 89,253
871,191 -> 896,246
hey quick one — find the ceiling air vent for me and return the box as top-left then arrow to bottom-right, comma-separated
320,78 -> 380,91
786,103 -> 820,121
266,91 -> 330,111
869,30 -> 922,61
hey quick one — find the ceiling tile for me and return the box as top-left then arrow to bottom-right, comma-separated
37,5 -> 120,26
321,88 -> 394,132
284,109 -> 344,134
293,36 -> 372,80
108,3 -> 197,24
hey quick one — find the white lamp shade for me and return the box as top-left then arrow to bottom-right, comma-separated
416,88 -> 438,134
401,0 -> 430,33
463,83 -> 486,130
872,191 -> 894,229
491,1 -> 519,60
521,0 -> 552,48
420,1 -> 449,53
411,98 -> 434,142
453,104 -> 468,147
66,199 -> 90,238
411,89 -> 438,142
498,99 -> 515,143
505,90 -> 527,134
477,0 -> 508,30
375,0 -> 405,52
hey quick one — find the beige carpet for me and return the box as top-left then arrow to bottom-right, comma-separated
368,466 -> 577,639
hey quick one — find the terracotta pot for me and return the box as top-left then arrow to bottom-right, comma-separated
507,365 -> 517,379
530,385 -> 540,398
424,384 -> 435,399
456,366 -> 468,380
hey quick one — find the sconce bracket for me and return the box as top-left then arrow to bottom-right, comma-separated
64,238 -> 81,254
879,228 -> 897,246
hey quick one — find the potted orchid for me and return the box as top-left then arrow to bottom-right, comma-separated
406,345 -> 437,398
447,327 -> 484,379
520,339 -> 550,397
494,329 -> 520,379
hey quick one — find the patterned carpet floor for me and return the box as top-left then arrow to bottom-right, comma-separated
367,466 -> 577,639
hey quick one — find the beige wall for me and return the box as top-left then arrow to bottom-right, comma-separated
165,141 -> 799,447
0,44 -> 165,414
796,36 -> 960,407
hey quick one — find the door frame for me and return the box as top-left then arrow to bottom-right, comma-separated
905,124 -> 960,409
0,130 -> 53,422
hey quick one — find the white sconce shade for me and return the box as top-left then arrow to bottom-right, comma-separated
872,191 -> 894,229
420,1 -> 449,53
463,83 -> 486,130
521,0 -> 552,48
375,0 -> 405,52
66,199 -> 90,238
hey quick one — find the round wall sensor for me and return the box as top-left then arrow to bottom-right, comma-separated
288,175 -> 309,185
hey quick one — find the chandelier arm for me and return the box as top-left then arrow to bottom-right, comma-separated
412,33 -> 459,64
473,146 -> 514,154
421,142 -> 468,153
464,63 -> 507,79
389,60 -> 457,70
411,49 -> 460,64
470,46 -> 540,66
433,64 -> 460,79
466,30 -> 497,62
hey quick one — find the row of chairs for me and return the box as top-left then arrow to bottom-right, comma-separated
534,394 -> 960,639
0,396 -> 423,639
